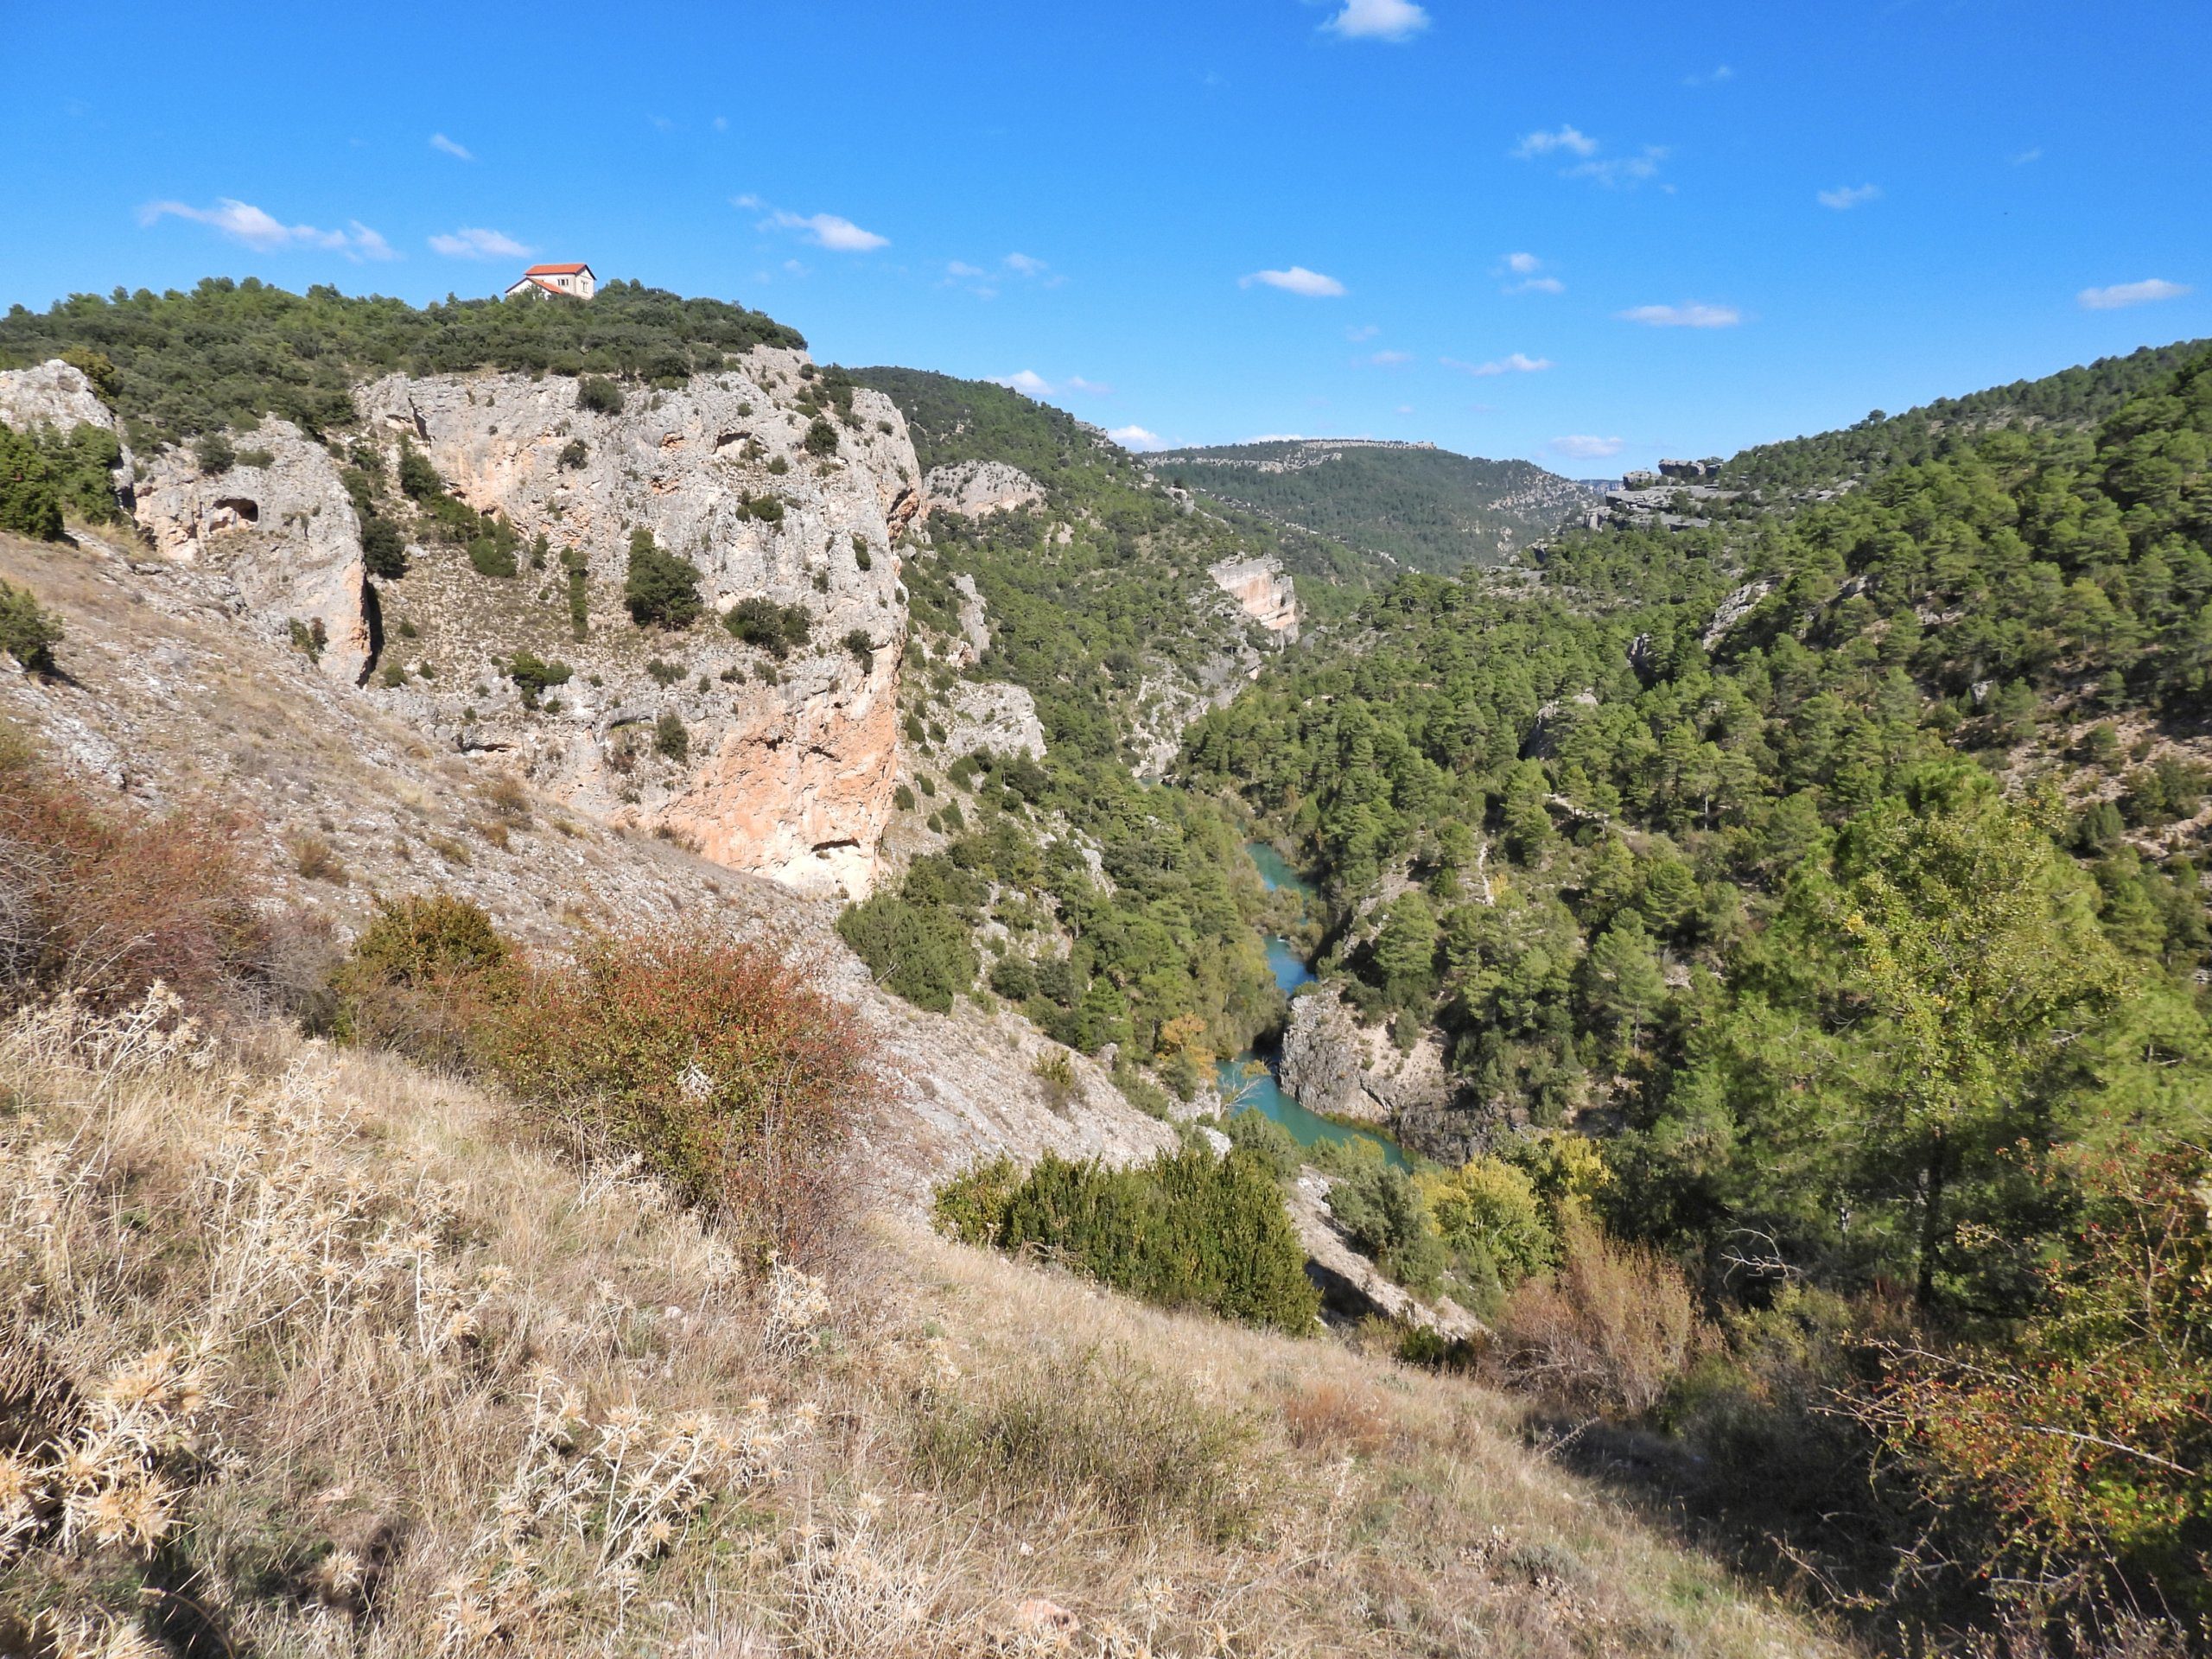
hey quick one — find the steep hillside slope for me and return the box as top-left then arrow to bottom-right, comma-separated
0,1010 -> 1843,1658
1147,438 -> 1597,579
0,525 -> 1173,1199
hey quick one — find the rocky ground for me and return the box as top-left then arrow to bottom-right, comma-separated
0,526 -> 1172,1207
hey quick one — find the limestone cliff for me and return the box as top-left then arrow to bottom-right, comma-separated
1280,982 -> 1457,1134
357,349 -> 920,898
1208,553 -> 1300,639
0,360 -> 135,494
132,419 -> 376,686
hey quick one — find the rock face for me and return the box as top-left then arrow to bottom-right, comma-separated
0,359 -> 135,508
951,573 -> 992,662
131,420 -> 374,686
938,680 -> 1046,761
925,460 -> 1042,517
1701,577 -> 1777,652
0,525 -> 1176,1208
357,353 -> 918,898
1280,985 -> 1456,1131
1207,554 -> 1299,639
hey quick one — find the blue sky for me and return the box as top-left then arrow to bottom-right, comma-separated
4,0 -> 2207,471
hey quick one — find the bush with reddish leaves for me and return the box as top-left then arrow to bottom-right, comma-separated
1851,1146 -> 2212,1614
0,728 -> 264,1011
476,928 -> 880,1258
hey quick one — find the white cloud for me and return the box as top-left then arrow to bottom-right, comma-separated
1446,353 -> 1553,377
1395,404 -> 1415,415
734,195 -> 888,251
138,199 -> 397,261
712,115 -> 728,132
2078,278 -> 2192,310
1513,125 -> 1599,160
946,260 -> 987,278
1567,148 -> 1667,188
1363,349 -> 1413,365
1345,323 -> 1381,341
1109,423 -> 1167,451
1004,251 -> 1047,276
1499,252 -> 1565,295
1517,128 -> 1665,188
1323,0 -> 1429,41
1550,435 -> 1624,459
1683,64 -> 1733,87
1618,302 -> 1741,328
429,132 -> 474,161
2011,147 -> 2043,165
1065,375 -> 1114,395
1241,265 -> 1346,297
993,370 -> 1053,397
1817,182 -> 1881,210
429,226 -> 536,260
349,224 -> 397,262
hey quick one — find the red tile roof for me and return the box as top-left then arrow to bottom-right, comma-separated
524,263 -> 591,276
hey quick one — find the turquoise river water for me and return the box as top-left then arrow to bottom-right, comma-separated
1218,843 -> 1409,1168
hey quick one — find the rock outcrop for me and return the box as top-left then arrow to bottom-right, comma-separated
0,359 -> 135,510
938,680 -> 1046,761
1701,577 -> 1777,651
0,524 -> 1174,1205
925,460 -> 1042,517
1207,554 -> 1299,639
1280,984 -> 1456,1130
131,419 -> 374,686
356,352 -> 918,898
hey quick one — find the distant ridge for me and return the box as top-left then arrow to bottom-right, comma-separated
1146,436 -> 1597,580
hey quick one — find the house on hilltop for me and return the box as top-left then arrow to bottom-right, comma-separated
504,263 -> 596,301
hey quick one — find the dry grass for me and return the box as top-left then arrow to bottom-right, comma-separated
0,1000 -> 1846,1658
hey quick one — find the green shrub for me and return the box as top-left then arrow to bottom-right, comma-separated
397,440 -> 441,500
562,546 -> 589,639
744,493 -> 785,524
1422,1155 -> 1556,1288
576,375 -> 626,415
557,437 -> 588,470
1224,1108 -> 1301,1182
1328,1163 -> 1447,1295
623,528 -> 702,628
194,431 -> 236,474
331,893 -> 515,1070
467,532 -> 517,578
803,416 -> 839,457
360,515 -> 408,578
475,927 -> 878,1253
936,1146 -> 1320,1332
988,953 -> 1036,1001
0,427 -> 64,540
506,649 -> 572,709
0,579 -> 63,671
654,710 -> 689,762
893,783 -> 916,812
836,891 -> 976,1012
235,446 -> 274,469
724,596 -> 810,657
842,626 -> 875,673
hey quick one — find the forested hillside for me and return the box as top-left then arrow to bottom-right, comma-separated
1174,343 -> 2212,1620
1723,335 -> 2210,492
0,276 -> 801,448
836,368 -> 1295,1103
1148,436 -> 1596,579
